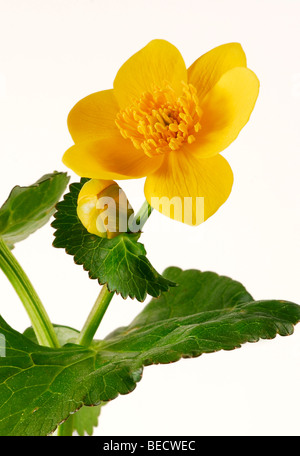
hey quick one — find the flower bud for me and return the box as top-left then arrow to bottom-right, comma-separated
77,179 -> 134,239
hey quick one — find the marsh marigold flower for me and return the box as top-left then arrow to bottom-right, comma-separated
63,40 -> 259,225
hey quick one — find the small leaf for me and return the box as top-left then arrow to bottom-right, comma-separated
0,172 -> 69,246
51,180 -> 175,301
72,404 -> 102,436
1,268 -> 299,436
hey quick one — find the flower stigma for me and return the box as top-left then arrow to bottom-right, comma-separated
115,82 -> 203,158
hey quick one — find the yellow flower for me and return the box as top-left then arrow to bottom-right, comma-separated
63,40 -> 259,225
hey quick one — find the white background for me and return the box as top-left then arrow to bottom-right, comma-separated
0,0 -> 300,436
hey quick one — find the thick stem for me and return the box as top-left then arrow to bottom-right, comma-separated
0,237 -> 59,348
77,284 -> 114,347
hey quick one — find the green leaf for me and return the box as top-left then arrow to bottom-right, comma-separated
1,267 -> 299,436
72,404 -> 102,436
0,172 -> 69,247
51,180 -> 175,301
0,317 -> 143,436
102,267 -> 300,359
23,324 -> 102,436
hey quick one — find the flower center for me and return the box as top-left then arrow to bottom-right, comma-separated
115,82 -> 202,158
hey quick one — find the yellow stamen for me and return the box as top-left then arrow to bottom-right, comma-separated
115,82 -> 203,157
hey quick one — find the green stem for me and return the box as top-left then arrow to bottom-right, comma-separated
77,284 -> 114,347
57,415 -> 74,436
130,200 -> 153,232
0,237 -> 59,348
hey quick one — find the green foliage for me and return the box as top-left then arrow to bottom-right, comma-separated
72,405 -> 102,436
23,324 -> 101,435
0,172 -> 69,247
1,267 -> 299,436
52,180 -> 175,301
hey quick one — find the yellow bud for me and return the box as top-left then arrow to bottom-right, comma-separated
77,179 -> 134,239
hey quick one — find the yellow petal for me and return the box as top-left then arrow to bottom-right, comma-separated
67,89 -> 120,143
63,136 -> 164,179
188,42 -> 247,102
144,149 -> 233,225
113,39 -> 187,109
192,67 -> 259,158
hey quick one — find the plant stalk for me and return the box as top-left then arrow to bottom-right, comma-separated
0,237 -> 59,348
130,200 -> 153,232
76,284 -> 114,347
